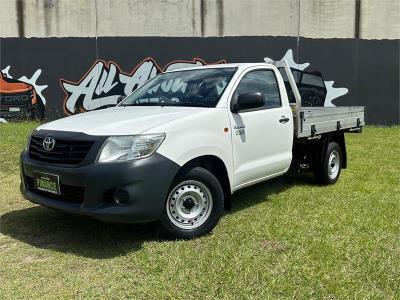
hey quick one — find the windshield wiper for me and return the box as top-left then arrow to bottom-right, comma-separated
172,102 -> 212,108
121,102 -> 161,107
121,102 -> 212,108
122,95 -> 176,107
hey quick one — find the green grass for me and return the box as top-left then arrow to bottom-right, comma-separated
0,122 -> 399,299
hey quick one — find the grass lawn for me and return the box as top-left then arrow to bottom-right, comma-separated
0,122 -> 399,299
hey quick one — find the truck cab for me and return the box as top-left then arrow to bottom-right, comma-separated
20,61 -> 364,239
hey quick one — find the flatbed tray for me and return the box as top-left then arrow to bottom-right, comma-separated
294,106 -> 365,138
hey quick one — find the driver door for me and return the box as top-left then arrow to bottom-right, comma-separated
228,68 -> 293,188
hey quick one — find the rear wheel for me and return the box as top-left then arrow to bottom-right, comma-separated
314,142 -> 342,185
160,167 -> 224,239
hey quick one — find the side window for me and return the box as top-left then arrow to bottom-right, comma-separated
301,73 -> 325,87
235,70 -> 281,109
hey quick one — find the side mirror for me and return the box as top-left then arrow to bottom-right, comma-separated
117,95 -> 125,104
231,92 -> 264,113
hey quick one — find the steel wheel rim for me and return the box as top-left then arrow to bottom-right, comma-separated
166,180 -> 213,229
328,150 -> 340,180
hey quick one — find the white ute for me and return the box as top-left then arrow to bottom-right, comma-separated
20,59 -> 364,238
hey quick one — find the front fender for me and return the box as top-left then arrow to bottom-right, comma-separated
145,108 -> 234,182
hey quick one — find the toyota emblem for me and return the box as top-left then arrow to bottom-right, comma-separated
43,137 -> 56,151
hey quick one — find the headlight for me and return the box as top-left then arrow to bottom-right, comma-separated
97,134 -> 165,163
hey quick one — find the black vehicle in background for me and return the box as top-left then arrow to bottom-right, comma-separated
279,68 -> 327,106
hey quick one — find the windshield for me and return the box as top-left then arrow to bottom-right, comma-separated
120,67 -> 237,108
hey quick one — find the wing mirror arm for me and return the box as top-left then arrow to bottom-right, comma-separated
117,95 -> 125,105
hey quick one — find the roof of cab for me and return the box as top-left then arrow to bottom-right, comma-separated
164,62 -> 275,73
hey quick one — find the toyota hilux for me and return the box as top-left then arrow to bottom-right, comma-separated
20,60 -> 364,238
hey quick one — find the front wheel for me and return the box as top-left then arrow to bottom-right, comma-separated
314,142 -> 342,185
30,102 -> 45,121
160,167 -> 224,239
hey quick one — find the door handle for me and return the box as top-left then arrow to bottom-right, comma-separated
279,116 -> 290,123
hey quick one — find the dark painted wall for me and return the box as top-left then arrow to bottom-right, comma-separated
1,37 -> 399,124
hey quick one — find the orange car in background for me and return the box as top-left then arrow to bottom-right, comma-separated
0,71 -> 44,120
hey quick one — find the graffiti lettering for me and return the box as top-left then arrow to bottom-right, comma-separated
62,61 -> 123,113
61,58 -> 225,114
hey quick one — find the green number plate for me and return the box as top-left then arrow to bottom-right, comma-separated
33,172 -> 60,195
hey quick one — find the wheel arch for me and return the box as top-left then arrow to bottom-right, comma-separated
325,131 -> 347,169
174,155 -> 232,210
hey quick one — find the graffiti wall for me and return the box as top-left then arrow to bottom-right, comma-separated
61,57 -> 226,114
0,37 -> 399,124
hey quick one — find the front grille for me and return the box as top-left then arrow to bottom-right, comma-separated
26,176 -> 85,204
0,104 -> 30,112
29,136 -> 94,165
0,92 -> 31,112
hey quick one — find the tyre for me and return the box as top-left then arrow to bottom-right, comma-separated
314,142 -> 342,185
30,102 -> 45,121
160,167 -> 224,239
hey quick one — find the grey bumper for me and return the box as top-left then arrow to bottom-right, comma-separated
20,150 -> 180,223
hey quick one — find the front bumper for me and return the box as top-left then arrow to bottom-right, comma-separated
20,150 -> 180,223
0,98 -> 33,119
0,109 -> 30,119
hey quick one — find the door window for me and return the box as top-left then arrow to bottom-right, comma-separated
235,70 -> 281,109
